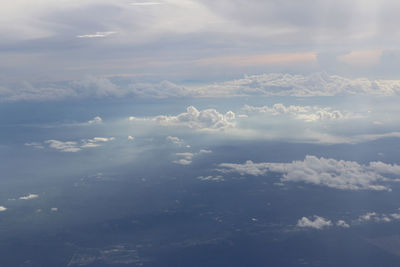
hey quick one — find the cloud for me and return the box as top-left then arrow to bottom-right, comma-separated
189,72 -> 400,97
130,2 -> 162,6
4,73 -> 400,103
45,140 -> 81,152
19,194 -> 39,200
0,206 -> 7,212
242,104 -> 350,122
218,155 -> 400,191
88,116 -> 102,124
197,175 -> 224,182
154,106 -> 235,130
166,136 -> 183,145
356,212 -> 392,223
336,220 -> 350,228
173,149 -> 212,165
128,135 -> 135,140
297,216 -> 332,230
24,142 -> 44,149
43,137 -> 115,152
173,152 -> 195,165
76,31 -> 116,38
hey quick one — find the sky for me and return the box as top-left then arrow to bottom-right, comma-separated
2,0 -> 400,86
4,1 -> 400,266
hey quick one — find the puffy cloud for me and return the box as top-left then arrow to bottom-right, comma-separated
166,136 -> 183,145
19,194 -> 39,200
154,106 -> 235,130
88,116 -> 102,124
297,216 -> 332,229
218,155 -> 400,191
173,152 -> 195,165
356,212 -> 392,223
242,104 -> 350,122
0,206 -> 7,212
336,220 -> 350,228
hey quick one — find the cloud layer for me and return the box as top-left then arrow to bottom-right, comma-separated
4,73 -> 400,102
218,155 -> 400,191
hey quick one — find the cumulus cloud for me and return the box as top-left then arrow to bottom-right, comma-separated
218,155 -> 400,191
242,104 -> 350,122
356,212 -> 392,223
0,206 -> 7,212
154,106 -> 235,130
297,216 -> 332,229
19,194 -> 39,200
88,116 -> 102,124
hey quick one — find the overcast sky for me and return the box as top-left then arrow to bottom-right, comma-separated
2,0 -> 400,84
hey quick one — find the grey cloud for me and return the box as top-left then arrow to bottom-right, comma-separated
4,73 -> 400,102
218,155 -> 400,191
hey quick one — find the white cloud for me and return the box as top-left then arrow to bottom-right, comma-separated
218,155 -> 400,191
197,175 -> 224,182
45,140 -> 81,152
76,31 -> 116,38
24,142 -> 44,149
297,216 -> 332,229
173,149 -> 212,165
154,106 -> 235,130
43,137 -> 115,152
243,104 -> 350,122
88,116 -> 102,124
357,212 -> 392,223
173,152 -> 195,165
166,136 -> 183,145
19,194 -> 39,200
128,135 -> 135,140
336,220 -> 350,228
0,206 -> 7,212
